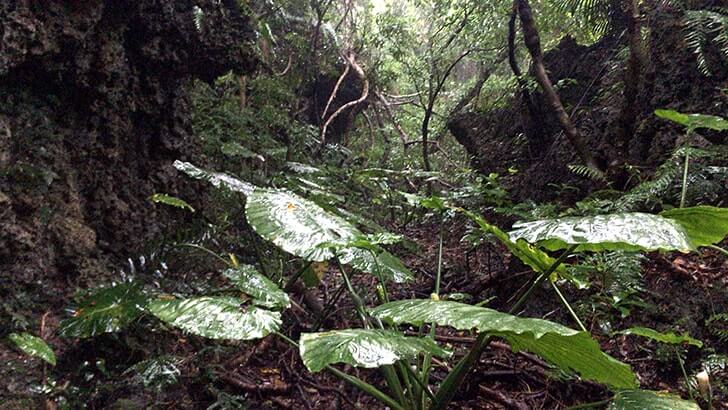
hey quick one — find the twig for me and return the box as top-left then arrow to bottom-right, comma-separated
479,385 -> 530,410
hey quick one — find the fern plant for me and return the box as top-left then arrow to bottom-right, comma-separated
684,8 -> 728,76
707,313 -> 728,343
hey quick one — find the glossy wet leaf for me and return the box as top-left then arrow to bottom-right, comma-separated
150,193 -> 195,212
509,213 -> 693,252
60,282 -> 148,338
246,187 -> 360,261
655,109 -> 728,131
148,296 -> 280,340
223,265 -> 290,310
371,299 -> 636,389
608,389 -> 699,410
9,333 -> 56,365
509,207 -> 728,253
127,355 -> 180,391
173,160 -> 254,196
617,327 -> 702,347
343,249 -> 413,284
299,329 -> 451,372
246,188 -> 413,282
285,162 -> 321,174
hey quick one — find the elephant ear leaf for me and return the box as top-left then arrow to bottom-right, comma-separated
245,188 -> 413,282
371,299 -> 636,389
174,160 -> 255,196
148,296 -> 281,341
9,333 -> 56,366
509,206 -> 728,253
299,329 -> 451,372
223,265 -> 290,310
609,389 -> 699,410
60,282 -> 148,338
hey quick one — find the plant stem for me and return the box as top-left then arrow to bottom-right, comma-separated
431,244 -> 577,410
327,365 -> 406,410
708,244 -> 728,257
312,283 -> 346,330
511,245 -> 578,315
335,258 -> 408,406
675,347 -> 695,401
551,280 -> 587,331
284,261 -> 314,292
368,248 -> 390,303
565,399 -> 610,410
335,258 -> 369,328
680,148 -> 690,208
176,243 -> 230,267
421,227 -> 444,408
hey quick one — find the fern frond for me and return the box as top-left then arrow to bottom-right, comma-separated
556,0 -> 614,35
683,8 -> 728,76
568,164 -> 608,182
707,313 -> 728,343
614,156 -> 680,211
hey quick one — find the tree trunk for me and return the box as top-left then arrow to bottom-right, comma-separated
616,0 -> 643,156
516,0 -> 601,171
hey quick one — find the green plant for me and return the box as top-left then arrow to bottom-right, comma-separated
8,332 -> 56,366
59,163 -> 728,409
707,313 -> 728,343
655,109 -> 728,208
683,7 -> 728,76
618,326 -> 703,401
570,251 -> 647,318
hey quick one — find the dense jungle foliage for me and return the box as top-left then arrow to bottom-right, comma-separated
2,0 -> 728,408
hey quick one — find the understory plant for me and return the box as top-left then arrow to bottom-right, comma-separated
48,162 -> 728,409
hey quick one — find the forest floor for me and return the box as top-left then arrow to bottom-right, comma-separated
3,213 -> 728,409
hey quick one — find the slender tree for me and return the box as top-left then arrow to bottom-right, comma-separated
515,0 -> 602,171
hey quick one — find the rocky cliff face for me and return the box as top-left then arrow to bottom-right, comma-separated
449,6 -> 727,202
0,1 -> 256,287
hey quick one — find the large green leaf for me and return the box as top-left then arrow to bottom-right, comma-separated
9,333 -> 56,366
246,187 -> 361,261
246,188 -> 413,282
223,265 -> 290,310
660,206 -> 728,249
173,160 -> 254,195
371,299 -> 637,389
617,327 -> 702,347
148,296 -> 280,340
509,213 -> 693,252
509,207 -> 728,253
60,282 -> 148,338
608,390 -> 699,410
299,329 -> 451,372
655,109 -> 728,132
